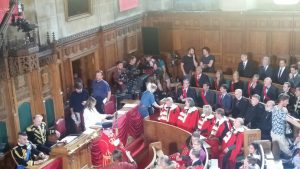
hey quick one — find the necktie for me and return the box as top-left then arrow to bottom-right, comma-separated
278,68 -> 283,78
243,62 -> 246,69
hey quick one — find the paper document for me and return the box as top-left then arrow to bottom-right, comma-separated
123,103 -> 137,108
60,136 -> 77,144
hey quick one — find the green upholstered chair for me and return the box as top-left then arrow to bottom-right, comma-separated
18,102 -> 32,132
45,98 -> 55,127
0,121 -> 8,143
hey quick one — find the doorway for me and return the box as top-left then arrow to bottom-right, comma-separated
71,53 -> 95,92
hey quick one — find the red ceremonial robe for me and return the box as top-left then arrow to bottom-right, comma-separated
169,144 -> 190,166
219,127 -> 244,169
176,107 -> 199,132
197,114 -> 215,138
206,117 -> 231,158
158,104 -> 180,126
98,132 -> 125,168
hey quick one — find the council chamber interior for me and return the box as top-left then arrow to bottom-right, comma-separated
1,0 -> 300,169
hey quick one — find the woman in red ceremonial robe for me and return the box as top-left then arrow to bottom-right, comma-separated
169,131 -> 201,166
219,118 -> 244,169
212,70 -> 225,91
157,97 -> 180,126
96,122 -> 125,168
197,105 -> 215,138
206,108 -> 231,159
176,98 -> 199,132
230,71 -> 244,93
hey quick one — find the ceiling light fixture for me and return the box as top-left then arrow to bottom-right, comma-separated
273,0 -> 300,5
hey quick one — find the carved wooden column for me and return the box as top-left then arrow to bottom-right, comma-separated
49,62 -> 64,119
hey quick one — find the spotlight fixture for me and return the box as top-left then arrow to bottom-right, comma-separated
273,0 -> 300,5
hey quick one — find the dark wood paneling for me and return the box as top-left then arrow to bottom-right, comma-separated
145,11 -> 300,75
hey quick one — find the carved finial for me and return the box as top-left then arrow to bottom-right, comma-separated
46,32 -> 50,45
52,32 -> 56,42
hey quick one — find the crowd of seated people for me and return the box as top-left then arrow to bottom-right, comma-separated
63,46 -> 300,168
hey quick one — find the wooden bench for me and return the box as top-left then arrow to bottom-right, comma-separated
144,120 -> 209,168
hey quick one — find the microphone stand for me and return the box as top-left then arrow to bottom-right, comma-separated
115,95 -> 118,137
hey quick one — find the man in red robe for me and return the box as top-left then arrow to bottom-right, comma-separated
219,118 -> 244,169
206,108 -> 231,158
92,122 -> 125,168
158,97 -> 180,125
169,130 -> 201,166
176,98 -> 199,132
197,105 -> 215,138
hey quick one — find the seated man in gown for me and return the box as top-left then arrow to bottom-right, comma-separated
103,149 -> 137,169
199,82 -> 215,107
83,96 -> 112,130
26,114 -> 60,154
219,118 -> 245,169
176,79 -> 197,105
157,97 -> 180,126
214,84 -> 232,116
176,97 -> 199,132
206,108 -> 231,159
197,105 -> 215,138
169,131 -> 205,167
12,132 -> 49,168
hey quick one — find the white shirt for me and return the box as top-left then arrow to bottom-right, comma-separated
83,107 -> 107,130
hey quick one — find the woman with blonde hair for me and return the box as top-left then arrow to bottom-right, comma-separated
139,83 -> 162,119
197,105 -> 215,138
230,71 -> 244,93
83,96 -> 111,130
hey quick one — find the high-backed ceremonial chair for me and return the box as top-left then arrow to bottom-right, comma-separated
104,101 -> 116,115
18,102 -> 32,132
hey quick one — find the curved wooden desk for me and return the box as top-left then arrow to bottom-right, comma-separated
144,120 -> 191,155
144,120 -> 209,168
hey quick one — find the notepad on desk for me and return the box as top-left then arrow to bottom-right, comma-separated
123,103 -> 138,108
60,136 -> 77,144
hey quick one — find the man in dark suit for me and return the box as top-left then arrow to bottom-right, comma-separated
293,87 -> 300,118
258,56 -> 274,80
244,74 -> 262,98
289,64 -> 300,88
190,66 -> 210,88
176,79 -> 197,104
199,82 -> 215,107
232,89 -> 249,118
237,53 -> 255,78
244,94 -> 265,129
258,100 -> 273,140
273,59 -> 289,85
214,84 -> 232,116
279,82 -> 296,114
261,77 -> 278,103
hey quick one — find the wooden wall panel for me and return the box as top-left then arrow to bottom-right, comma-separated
104,44 -> 117,69
270,31 -> 291,63
145,11 -> 300,74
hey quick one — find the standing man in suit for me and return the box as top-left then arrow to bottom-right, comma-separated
232,89 -> 249,118
214,84 -> 232,116
279,82 -> 296,114
190,66 -> 210,88
293,87 -> 300,118
176,79 -> 197,104
244,74 -> 262,98
258,56 -> 274,80
199,82 -> 215,107
289,64 -> 300,88
258,100 -> 274,140
261,77 -> 278,103
274,59 -> 289,85
237,53 -> 255,78
244,94 -> 265,129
